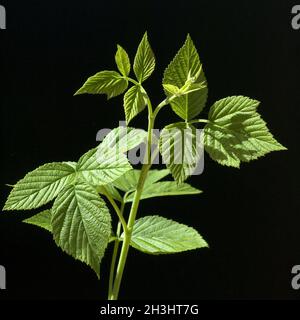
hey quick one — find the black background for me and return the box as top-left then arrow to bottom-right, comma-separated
0,0 -> 299,300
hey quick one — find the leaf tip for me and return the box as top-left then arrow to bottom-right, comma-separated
2,202 -> 12,211
74,88 -> 84,96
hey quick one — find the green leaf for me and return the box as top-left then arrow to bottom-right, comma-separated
163,80 -> 206,97
204,96 -> 287,167
3,162 -> 76,210
126,181 -> 202,202
99,126 -> 147,154
115,45 -> 131,77
123,85 -> 147,124
77,126 -> 146,186
123,215 -> 208,254
159,122 -> 204,183
51,182 -> 111,278
23,210 -> 52,232
162,84 -> 180,95
74,70 -> 128,99
112,169 -> 141,192
113,169 -> 170,192
133,32 -> 155,82
76,147 -> 132,187
163,34 -> 208,120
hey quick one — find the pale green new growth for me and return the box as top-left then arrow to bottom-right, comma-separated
75,70 -> 128,99
163,34 -> 208,120
3,33 -> 286,300
133,32 -> 155,83
124,85 -> 147,124
115,45 -> 131,77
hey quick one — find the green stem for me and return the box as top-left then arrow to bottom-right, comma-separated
103,188 -> 128,233
110,93 -> 155,300
108,201 -> 125,299
126,77 -> 140,86
108,230 -> 120,298
110,163 -> 151,300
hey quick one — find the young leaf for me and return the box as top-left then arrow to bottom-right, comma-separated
163,34 -> 208,120
122,215 -> 208,254
162,84 -> 181,95
23,210 -> 52,232
3,162 -> 76,210
159,122 -> 204,183
51,182 -> 111,278
125,181 -> 202,202
115,45 -> 131,77
123,85 -> 147,124
133,32 -> 155,83
113,169 -> 170,192
204,96 -> 287,167
74,70 -> 128,99
163,81 -> 206,97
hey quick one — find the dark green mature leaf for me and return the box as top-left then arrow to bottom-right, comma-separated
125,181 -> 202,202
23,210 -> 52,232
204,96 -> 287,167
133,32 -> 155,82
163,34 -> 208,121
52,182 -> 111,278
123,85 -> 147,124
3,162 -> 76,210
124,215 -> 208,254
159,122 -> 204,183
74,70 -> 128,99
115,45 -> 131,77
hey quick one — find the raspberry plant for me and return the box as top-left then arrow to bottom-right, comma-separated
3,33 -> 286,299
